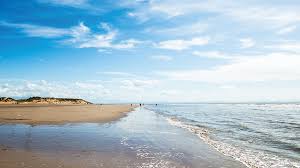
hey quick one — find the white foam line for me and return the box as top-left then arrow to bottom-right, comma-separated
166,118 -> 300,168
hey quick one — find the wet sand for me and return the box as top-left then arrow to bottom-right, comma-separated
0,108 -> 246,168
0,104 -> 135,125
0,148 -> 136,168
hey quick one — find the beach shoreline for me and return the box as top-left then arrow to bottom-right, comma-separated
0,107 -> 247,168
0,104 -> 136,125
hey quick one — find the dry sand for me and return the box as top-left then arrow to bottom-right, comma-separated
0,104 -> 136,125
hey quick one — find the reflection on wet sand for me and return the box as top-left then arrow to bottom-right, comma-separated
0,108 -> 246,168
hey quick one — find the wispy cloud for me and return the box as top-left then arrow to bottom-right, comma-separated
157,52 -> 300,83
1,21 -> 140,50
110,39 -> 142,49
156,37 -> 210,50
146,22 -> 208,37
0,21 -> 68,38
276,25 -> 297,35
127,0 -> 300,27
37,0 -> 90,8
265,42 -> 300,53
66,22 -> 118,48
227,6 -> 300,27
70,23 -> 141,50
120,79 -> 159,91
192,51 -> 233,59
240,38 -> 255,49
150,55 -> 173,61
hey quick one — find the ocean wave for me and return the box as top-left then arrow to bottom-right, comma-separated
166,117 -> 300,168
243,104 -> 300,111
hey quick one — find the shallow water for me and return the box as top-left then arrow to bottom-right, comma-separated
0,107 -> 245,168
147,104 -> 300,168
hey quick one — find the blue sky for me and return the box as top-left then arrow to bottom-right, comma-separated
1,0 -> 300,103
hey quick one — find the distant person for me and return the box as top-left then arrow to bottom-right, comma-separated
99,104 -> 102,111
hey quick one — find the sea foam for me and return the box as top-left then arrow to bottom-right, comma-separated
166,117 -> 300,168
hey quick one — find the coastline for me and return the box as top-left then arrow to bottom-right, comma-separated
0,107 -> 246,168
0,104 -> 136,125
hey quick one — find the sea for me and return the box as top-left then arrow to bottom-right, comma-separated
146,103 -> 300,168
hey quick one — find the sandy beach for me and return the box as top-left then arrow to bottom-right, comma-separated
0,104 -> 135,125
0,104 -> 140,168
0,107 -> 246,168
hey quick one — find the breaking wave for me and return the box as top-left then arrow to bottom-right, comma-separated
166,117 -> 300,168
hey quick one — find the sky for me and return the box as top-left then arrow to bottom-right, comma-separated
1,0 -> 300,103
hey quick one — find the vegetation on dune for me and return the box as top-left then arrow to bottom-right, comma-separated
0,97 -> 91,104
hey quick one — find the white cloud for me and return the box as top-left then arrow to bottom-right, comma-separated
265,42 -> 300,53
158,52 -> 300,83
127,11 -> 151,22
240,38 -> 255,49
69,23 -> 141,49
276,25 -> 297,35
127,0 -> 300,28
71,22 -> 117,48
65,22 -> 133,49
1,21 -> 140,50
69,22 -> 91,41
151,55 -> 173,61
227,6 -> 300,27
156,37 -> 209,50
143,0 -> 221,18
37,0 -> 89,8
192,51 -> 232,59
120,79 -> 159,90
149,1 -> 186,18
112,39 -> 142,49
0,21 -> 68,38
0,79 -> 162,103
146,22 -> 208,36
0,80 -> 111,102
